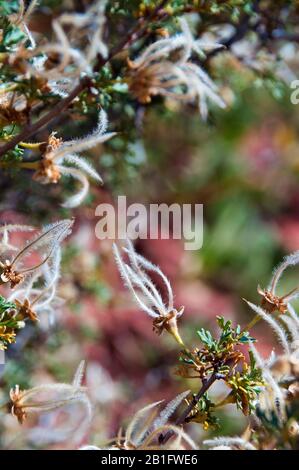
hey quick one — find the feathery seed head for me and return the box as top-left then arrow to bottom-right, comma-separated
113,240 -> 185,346
32,110 -> 115,207
127,17 -> 225,119
0,219 -> 73,289
9,361 -> 90,425
96,391 -> 194,450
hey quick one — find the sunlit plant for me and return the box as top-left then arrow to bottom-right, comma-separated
0,0 -> 299,453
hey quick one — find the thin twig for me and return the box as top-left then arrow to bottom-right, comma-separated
159,371 -> 218,445
0,78 -> 90,158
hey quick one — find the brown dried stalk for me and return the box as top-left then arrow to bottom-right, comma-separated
159,371 -> 218,445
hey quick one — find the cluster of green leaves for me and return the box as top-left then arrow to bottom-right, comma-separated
0,130 -> 24,166
75,66 -> 129,115
197,316 -> 255,353
179,317 -> 263,425
201,0 -> 257,22
0,296 -> 15,315
107,0 -> 258,19
0,295 -> 17,351
194,316 -> 256,376
187,393 -> 219,430
0,0 -> 20,16
227,351 -> 264,415
181,317 -> 256,377
0,15 -> 25,53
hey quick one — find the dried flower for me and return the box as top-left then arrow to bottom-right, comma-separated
8,249 -> 62,324
10,361 -> 91,425
32,110 -> 115,207
0,260 -> 24,288
0,245 -> 63,350
113,239 -> 185,346
127,18 -> 225,119
8,244 -> 63,327
257,251 -> 299,315
243,251 -> 299,425
14,298 -> 38,322
32,133 -> 62,184
0,219 -> 73,288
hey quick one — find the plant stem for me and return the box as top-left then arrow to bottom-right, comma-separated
0,78 -> 89,158
245,314 -> 261,331
159,371 -> 218,445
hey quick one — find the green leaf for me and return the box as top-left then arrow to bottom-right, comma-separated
197,328 -> 216,349
0,295 -> 16,315
3,25 -> 26,48
238,332 -> 256,343
0,0 -> 20,16
0,18 -> 26,52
